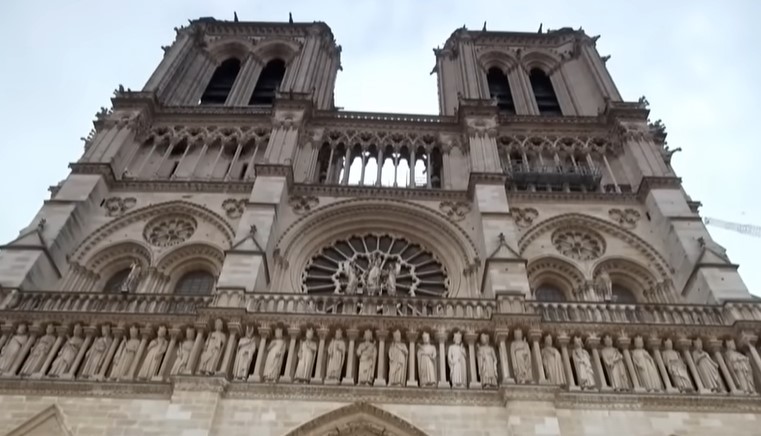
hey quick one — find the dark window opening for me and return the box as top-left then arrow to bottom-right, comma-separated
487,67 -> 515,113
169,161 -> 180,177
175,270 -> 215,295
239,163 -> 249,180
104,268 -> 131,293
250,59 -> 286,105
200,58 -> 242,105
529,68 -> 562,116
611,285 -> 637,304
535,285 -> 567,302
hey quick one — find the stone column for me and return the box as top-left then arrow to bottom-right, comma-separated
495,330 -> 514,385
127,327 -> 151,380
156,328 -> 179,381
280,327 -> 300,383
529,329 -> 547,384
97,327 -> 123,381
741,334 -> 761,384
374,329 -> 388,387
9,328 -> 38,376
342,329 -> 359,385
33,327 -> 66,379
185,325 -> 206,375
218,322 -> 239,377
465,332 -> 481,389
709,338 -> 738,394
586,336 -> 609,391
311,327 -> 329,384
406,330 -> 418,387
249,326 -> 270,382
557,333 -> 577,391
618,336 -> 642,392
64,327 -> 94,379
648,337 -> 677,393
677,337 -> 707,394
436,330 -> 449,388
0,327 -> 12,351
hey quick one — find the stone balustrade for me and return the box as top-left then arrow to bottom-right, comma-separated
526,301 -> 726,326
0,290 -> 211,315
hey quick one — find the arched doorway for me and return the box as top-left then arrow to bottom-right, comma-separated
284,403 -> 429,436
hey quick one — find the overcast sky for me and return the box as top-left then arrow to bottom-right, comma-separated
1,1 -> 759,296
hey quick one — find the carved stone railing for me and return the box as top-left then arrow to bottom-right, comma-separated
526,301 -> 726,326
247,293 -> 495,320
0,290 -> 211,315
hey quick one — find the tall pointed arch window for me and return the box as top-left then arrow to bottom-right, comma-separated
199,58 -> 242,105
175,270 -> 216,296
103,268 -> 131,293
249,59 -> 286,105
529,68 -> 562,116
487,67 -> 515,113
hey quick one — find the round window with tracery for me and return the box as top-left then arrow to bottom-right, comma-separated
143,215 -> 197,247
551,228 -> 605,261
302,234 -> 449,297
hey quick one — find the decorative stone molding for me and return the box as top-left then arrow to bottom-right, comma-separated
438,201 -> 471,221
512,207 -> 539,228
609,208 -> 641,229
289,195 -> 319,215
551,228 -> 605,261
102,197 -> 137,217
143,215 -> 197,247
221,199 -> 246,219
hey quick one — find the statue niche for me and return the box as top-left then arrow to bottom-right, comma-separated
302,234 -> 449,298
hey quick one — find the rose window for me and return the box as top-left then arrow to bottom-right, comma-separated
551,228 -> 605,261
143,215 -> 197,247
302,234 -> 449,297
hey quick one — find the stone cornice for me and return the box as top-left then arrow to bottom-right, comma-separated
0,378 -> 171,399
113,179 -> 254,194
291,183 -> 469,202
506,190 -> 639,203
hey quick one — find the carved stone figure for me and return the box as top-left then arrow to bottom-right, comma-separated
198,319 -> 226,375
477,333 -> 498,388
448,332 -> 468,388
384,261 -> 401,296
417,332 -> 437,387
387,330 -> 408,386
600,335 -> 630,390
692,338 -> 723,392
725,340 -> 755,394
325,329 -> 346,382
510,329 -> 533,384
662,339 -> 693,392
594,270 -> 612,301
20,325 -> 56,376
79,325 -> 112,379
137,326 -> 168,380
356,329 -> 377,385
263,328 -> 286,382
49,324 -> 84,377
0,324 -> 29,374
631,336 -> 662,391
365,255 -> 382,295
344,261 -> 359,295
541,335 -> 565,386
120,262 -> 142,293
572,337 -> 596,390
233,326 -> 257,380
171,328 -> 195,376
294,328 -> 317,382
111,326 -> 140,379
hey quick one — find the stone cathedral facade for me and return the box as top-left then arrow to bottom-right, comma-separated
0,16 -> 760,436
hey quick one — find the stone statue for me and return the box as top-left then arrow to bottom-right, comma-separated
233,326 -> 257,380
120,262 -> 142,293
49,324 -> 84,377
171,327 -> 195,376
356,329 -> 377,385
20,325 -> 56,376
417,332 -> 437,387
344,261 -> 359,295
365,255 -> 382,295
294,328 -> 318,382
600,335 -> 630,391
594,270 -> 612,302
198,319 -> 226,375
448,332 -> 468,388
0,324 -> 29,374
510,329 -> 533,384
137,326 -> 168,380
477,333 -> 498,388
387,329 -> 408,386
541,335 -> 565,386
631,336 -> 662,391
79,325 -> 113,379
111,326 -> 140,379
725,340 -> 755,394
325,329 -> 346,382
572,337 -> 596,390
692,338 -> 723,392
263,328 -> 286,382
662,339 -> 693,392
384,261 -> 401,296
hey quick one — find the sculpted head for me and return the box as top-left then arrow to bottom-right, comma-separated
45,324 -> 55,335
101,324 -> 111,337
726,339 -> 737,350
603,335 -> 613,347
129,326 -> 139,339
513,329 -> 523,341
157,326 -> 167,338
393,329 -> 402,342
634,336 -> 644,349
574,337 -> 583,348
274,327 -> 284,339
453,331 -> 462,345
73,324 -> 83,336
363,329 -> 373,341
480,333 -> 490,345
664,339 -> 673,350
185,327 -> 195,340
214,319 -> 224,331
334,328 -> 343,340
16,324 -> 27,335
693,338 -> 703,350
543,335 -> 553,347
245,325 -> 255,338
306,328 -> 314,340
421,332 -> 431,344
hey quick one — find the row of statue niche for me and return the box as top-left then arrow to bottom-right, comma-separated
335,254 -> 410,296
0,323 -> 755,394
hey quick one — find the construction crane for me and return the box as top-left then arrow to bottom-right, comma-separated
704,217 -> 761,238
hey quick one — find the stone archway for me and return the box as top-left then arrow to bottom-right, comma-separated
283,403 -> 429,436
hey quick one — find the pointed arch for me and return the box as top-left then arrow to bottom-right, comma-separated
206,38 -> 254,63
6,404 -> 73,436
527,255 -> 585,300
284,403 -> 429,436
521,50 -> 562,73
593,256 -> 662,302
252,38 -> 300,64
